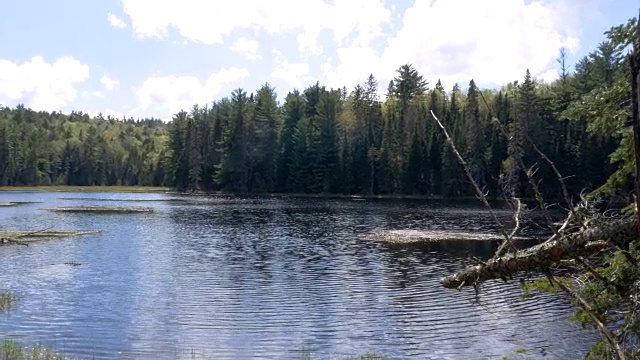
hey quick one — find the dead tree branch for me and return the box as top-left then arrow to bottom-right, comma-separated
440,217 -> 636,289
548,274 -> 626,360
430,110 -> 516,255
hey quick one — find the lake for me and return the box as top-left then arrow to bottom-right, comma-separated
0,192 -> 596,359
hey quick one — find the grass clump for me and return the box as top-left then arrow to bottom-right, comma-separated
58,197 -> 186,202
0,186 -> 169,193
300,352 -> 385,360
0,292 -> 14,312
41,205 -> 153,213
0,231 -> 99,239
0,202 -> 40,207
0,339 -> 64,360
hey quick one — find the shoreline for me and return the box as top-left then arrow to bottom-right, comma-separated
0,186 -> 598,205
0,186 -> 170,193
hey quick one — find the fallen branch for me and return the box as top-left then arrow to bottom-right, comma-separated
440,217 -> 636,289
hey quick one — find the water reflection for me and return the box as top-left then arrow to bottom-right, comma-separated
0,193 -> 596,359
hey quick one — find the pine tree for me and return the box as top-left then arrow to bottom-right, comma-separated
465,79 -> 485,189
217,89 -> 249,192
249,83 -> 279,193
313,90 -> 341,193
276,91 -> 305,192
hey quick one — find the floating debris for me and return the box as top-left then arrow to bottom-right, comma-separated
63,261 -> 83,266
366,229 -> 532,244
42,205 -> 154,213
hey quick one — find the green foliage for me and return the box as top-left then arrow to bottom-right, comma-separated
501,348 -> 531,360
520,277 -> 572,296
0,339 -> 64,360
0,108 -> 166,187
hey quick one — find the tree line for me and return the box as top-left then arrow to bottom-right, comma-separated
0,17 -> 633,201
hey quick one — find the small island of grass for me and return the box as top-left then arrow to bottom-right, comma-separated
0,230 -> 100,240
57,197 -> 186,203
0,202 -> 41,207
0,292 -> 14,312
0,186 -> 169,193
41,205 -> 154,213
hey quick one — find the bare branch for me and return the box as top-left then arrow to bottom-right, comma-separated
430,110 -> 516,255
548,275 -> 626,360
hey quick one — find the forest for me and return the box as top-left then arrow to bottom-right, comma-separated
0,18 -> 634,202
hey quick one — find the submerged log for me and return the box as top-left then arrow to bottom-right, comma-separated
441,218 -> 637,289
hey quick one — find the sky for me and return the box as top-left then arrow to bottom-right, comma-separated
0,0 -> 637,121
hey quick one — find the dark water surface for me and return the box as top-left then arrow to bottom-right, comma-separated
0,192 -> 595,359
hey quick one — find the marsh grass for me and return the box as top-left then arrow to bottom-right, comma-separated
0,231 -> 99,244
0,202 -> 40,207
0,186 -> 169,193
41,205 -> 153,213
0,339 -> 64,360
299,351 -> 385,360
58,197 -> 186,202
0,292 -> 14,313
0,231 -> 99,238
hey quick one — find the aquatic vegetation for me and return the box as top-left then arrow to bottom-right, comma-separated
0,230 -> 99,244
0,202 -> 40,207
299,351 -> 385,360
58,197 -> 186,202
41,205 -> 154,213
62,261 -> 83,267
0,186 -> 169,193
0,339 -> 64,360
366,229 -> 533,243
0,292 -> 14,313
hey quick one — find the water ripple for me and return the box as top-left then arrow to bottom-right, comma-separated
0,193 -> 596,359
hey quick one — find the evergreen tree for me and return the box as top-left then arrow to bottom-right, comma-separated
217,89 -> 249,192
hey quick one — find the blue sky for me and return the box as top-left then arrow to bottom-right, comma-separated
0,0 -> 637,120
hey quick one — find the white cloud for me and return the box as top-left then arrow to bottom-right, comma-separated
120,0 -> 391,53
321,0 -> 580,92
108,13 -> 127,29
270,49 -> 314,88
100,75 -> 120,91
0,56 -> 89,111
230,37 -> 262,60
120,0 -> 584,96
136,67 -> 250,117
92,91 -> 104,98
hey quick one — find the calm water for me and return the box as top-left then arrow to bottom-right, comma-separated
0,192 -> 595,359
